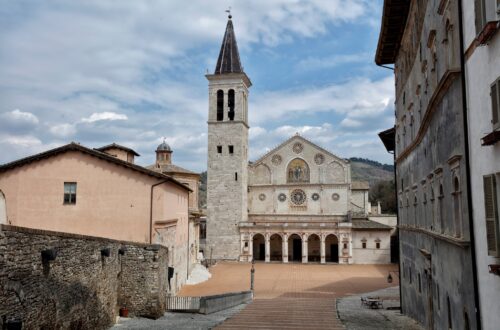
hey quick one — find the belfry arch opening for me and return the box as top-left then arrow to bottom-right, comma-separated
288,234 -> 302,262
228,89 -> 235,121
307,234 -> 321,262
269,234 -> 283,261
216,90 -> 224,121
325,234 -> 339,263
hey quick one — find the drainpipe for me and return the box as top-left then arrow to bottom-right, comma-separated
457,1 -> 482,328
150,179 -> 169,244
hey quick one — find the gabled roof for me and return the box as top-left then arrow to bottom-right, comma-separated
214,17 -> 243,74
0,142 -> 191,192
95,143 -> 140,156
250,134 -> 348,167
375,0 -> 411,65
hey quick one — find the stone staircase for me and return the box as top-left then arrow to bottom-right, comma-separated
216,297 -> 345,329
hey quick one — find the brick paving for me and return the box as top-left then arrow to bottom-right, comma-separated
179,262 -> 399,329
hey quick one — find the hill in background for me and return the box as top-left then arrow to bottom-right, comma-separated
198,158 -> 395,213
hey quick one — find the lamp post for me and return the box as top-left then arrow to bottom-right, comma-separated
250,259 -> 255,292
387,270 -> 400,284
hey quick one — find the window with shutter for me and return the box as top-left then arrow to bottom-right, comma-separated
483,175 -> 499,256
491,79 -> 500,129
475,0 -> 487,34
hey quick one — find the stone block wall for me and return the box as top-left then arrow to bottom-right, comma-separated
0,224 -> 168,329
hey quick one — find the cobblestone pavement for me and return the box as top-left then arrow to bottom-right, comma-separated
337,286 -> 424,330
184,262 -> 399,329
112,262 -> 399,329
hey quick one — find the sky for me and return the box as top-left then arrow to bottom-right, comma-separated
0,0 -> 395,172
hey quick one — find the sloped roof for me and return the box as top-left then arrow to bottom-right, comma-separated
214,17 -> 243,74
351,181 -> 370,190
250,134 -> 348,167
352,220 -> 392,230
375,0 -> 411,65
147,163 -> 198,176
0,142 -> 191,192
95,143 -> 140,156
378,127 -> 396,153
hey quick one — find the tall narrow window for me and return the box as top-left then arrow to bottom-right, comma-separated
228,145 -> 234,154
439,184 -> 445,234
453,177 -> 462,237
484,174 -> 499,256
217,146 -> 222,154
474,0 -> 487,34
491,78 -> 499,129
217,90 -> 224,121
447,296 -> 452,329
228,89 -> 235,121
235,172 -> 238,181
64,182 -> 77,204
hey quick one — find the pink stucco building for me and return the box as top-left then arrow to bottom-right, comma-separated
0,142 -> 193,293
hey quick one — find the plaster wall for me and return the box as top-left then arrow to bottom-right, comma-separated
351,230 -> 391,264
462,1 -> 500,328
391,0 -> 477,328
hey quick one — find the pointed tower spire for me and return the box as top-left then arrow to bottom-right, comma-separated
214,15 -> 243,74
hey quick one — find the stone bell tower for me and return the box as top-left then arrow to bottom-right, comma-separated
206,14 -> 251,261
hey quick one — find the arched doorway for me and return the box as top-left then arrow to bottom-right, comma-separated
307,234 -> 321,262
288,234 -> 302,262
0,190 -> 6,224
325,234 -> 339,263
252,234 -> 265,261
269,234 -> 283,261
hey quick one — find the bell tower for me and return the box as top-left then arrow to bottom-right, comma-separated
206,14 -> 251,261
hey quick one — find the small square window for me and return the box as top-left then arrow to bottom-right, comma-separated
217,146 -> 222,154
64,182 -> 77,204
229,145 -> 234,154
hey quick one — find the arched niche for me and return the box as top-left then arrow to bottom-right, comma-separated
287,158 -> 310,183
250,164 -> 271,185
325,161 -> 345,183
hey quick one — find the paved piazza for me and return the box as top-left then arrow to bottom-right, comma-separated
179,262 -> 399,329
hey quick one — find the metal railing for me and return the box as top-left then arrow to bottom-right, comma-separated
166,296 -> 200,312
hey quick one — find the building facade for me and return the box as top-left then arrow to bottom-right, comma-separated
0,142 -> 192,294
376,0 -> 479,329
462,0 -> 500,328
206,16 -> 394,265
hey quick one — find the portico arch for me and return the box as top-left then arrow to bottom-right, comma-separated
307,234 -> 321,262
288,234 -> 302,262
325,234 -> 339,263
269,234 -> 283,261
252,233 -> 265,261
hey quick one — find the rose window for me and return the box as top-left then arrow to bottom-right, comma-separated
290,189 -> 307,205
292,142 -> 303,154
332,193 -> 340,201
278,193 -> 287,202
314,153 -> 325,165
259,193 -> 266,201
271,154 -> 282,166
312,193 -> 320,201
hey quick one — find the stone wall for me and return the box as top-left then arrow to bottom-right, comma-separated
0,224 -> 168,329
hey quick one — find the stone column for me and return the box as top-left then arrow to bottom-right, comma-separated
302,235 -> 308,263
348,235 -> 353,264
265,234 -> 270,263
283,234 -> 288,263
249,235 -> 254,262
320,235 -> 326,264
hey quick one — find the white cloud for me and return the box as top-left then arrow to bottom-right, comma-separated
2,135 -> 42,147
2,109 -> 39,125
49,123 -> 77,138
81,112 -> 128,123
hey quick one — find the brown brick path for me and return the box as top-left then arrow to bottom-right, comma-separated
179,262 -> 398,329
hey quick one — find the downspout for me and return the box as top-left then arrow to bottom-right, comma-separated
150,179 -> 169,244
457,1 -> 482,328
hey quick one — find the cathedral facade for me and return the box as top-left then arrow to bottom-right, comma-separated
206,17 -> 393,264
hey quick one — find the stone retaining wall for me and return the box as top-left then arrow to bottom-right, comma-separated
0,224 -> 168,329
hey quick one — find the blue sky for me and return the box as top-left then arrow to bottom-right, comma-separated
0,0 -> 395,172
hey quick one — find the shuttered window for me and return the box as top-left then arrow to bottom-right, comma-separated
475,0 -> 487,34
491,79 -> 500,128
483,175 -> 499,256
